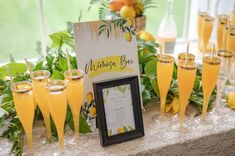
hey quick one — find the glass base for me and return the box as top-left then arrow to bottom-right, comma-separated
152,114 -> 171,129
68,133 -> 80,145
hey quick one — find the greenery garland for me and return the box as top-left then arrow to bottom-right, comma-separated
0,19 -> 216,155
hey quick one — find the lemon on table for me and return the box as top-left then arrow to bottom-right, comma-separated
165,103 -> 172,113
139,31 -> 156,42
89,107 -> 97,117
120,5 -> 136,18
86,92 -> 93,105
171,97 -> 180,114
228,92 -> 235,109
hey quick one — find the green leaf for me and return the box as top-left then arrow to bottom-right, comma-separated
58,57 -> 68,72
68,115 -> 92,133
0,63 -> 27,80
51,70 -> 64,80
144,59 -> 156,77
150,78 -> 160,97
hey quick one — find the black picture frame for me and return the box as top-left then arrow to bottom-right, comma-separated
93,76 -> 144,147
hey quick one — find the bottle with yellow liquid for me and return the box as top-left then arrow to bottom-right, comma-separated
157,0 -> 177,54
31,70 -> 52,143
156,54 -> 174,124
12,81 -> 35,154
217,15 -> 229,50
46,80 -> 67,153
64,69 -> 84,144
201,56 -> 220,123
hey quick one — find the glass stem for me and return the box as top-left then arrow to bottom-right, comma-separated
180,102 -> 186,127
73,114 -> 80,135
44,117 -> 52,141
57,129 -> 64,152
160,98 -> 166,117
202,98 -> 209,121
25,131 -> 33,154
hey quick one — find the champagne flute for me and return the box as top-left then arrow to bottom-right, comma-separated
154,54 -> 174,126
198,12 -> 209,51
201,16 -> 214,57
212,50 -> 234,116
31,70 -> 52,143
12,81 -> 35,153
222,25 -> 229,50
178,62 -> 197,128
64,69 -> 83,144
46,80 -> 67,152
217,15 -> 229,50
201,55 -> 221,124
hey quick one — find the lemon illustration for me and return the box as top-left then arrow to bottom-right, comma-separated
86,92 -> 93,105
117,127 -> 125,134
120,5 -> 136,18
124,32 -> 132,42
139,31 -> 155,42
125,18 -> 134,27
89,107 -> 97,117
109,1 -> 125,12
228,92 -> 235,109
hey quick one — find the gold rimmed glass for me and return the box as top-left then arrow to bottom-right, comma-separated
12,81 -> 35,154
178,53 -> 195,64
222,25 -> 229,50
201,16 -> 214,56
217,15 -> 229,50
198,12 -> 209,51
178,62 -> 197,128
231,11 -> 235,25
201,56 -> 221,123
31,70 -> 52,143
64,69 -> 84,144
228,28 -> 235,91
46,80 -> 67,152
213,50 -> 234,116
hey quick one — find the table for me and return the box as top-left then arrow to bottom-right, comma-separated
1,101 -> 235,156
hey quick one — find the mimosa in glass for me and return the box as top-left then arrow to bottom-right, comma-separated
12,81 -> 35,153
178,62 -> 197,128
156,54 -> 174,122
201,16 -> 214,56
217,15 -> 229,50
201,56 -> 220,122
198,12 -> 208,51
31,70 -> 52,143
64,69 -> 84,144
178,53 -> 195,64
46,80 -> 67,152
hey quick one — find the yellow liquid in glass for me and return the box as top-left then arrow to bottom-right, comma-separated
202,57 -> 220,119
222,26 -> 229,50
178,64 -> 196,126
157,55 -> 174,116
231,11 -> 235,25
12,82 -> 35,152
47,85 -> 67,151
227,32 -> 235,53
32,78 -> 51,140
217,18 -> 228,50
66,78 -> 83,133
198,12 -> 208,51
201,18 -> 214,53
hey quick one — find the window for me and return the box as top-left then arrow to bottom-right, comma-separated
0,0 -> 187,63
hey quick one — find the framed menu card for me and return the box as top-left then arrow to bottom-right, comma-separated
93,76 -> 144,146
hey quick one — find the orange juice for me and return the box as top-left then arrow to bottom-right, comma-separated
201,16 -> 214,54
157,55 -> 174,116
31,70 -> 51,140
201,57 -> 220,120
178,62 -> 197,126
227,28 -> 235,53
231,11 -> 235,25
12,81 -> 35,152
222,25 -> 229,50
64,69 -> 83,134
46,80 -> 67,151
198,12 -> 208,51
217,15 -> 229,50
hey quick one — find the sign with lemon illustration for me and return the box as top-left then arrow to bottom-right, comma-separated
73,20 -> 141,111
